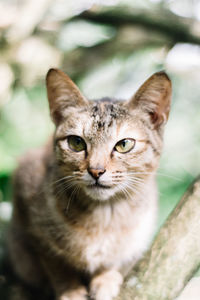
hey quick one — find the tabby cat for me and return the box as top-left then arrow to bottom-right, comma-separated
8,69 -> 171,300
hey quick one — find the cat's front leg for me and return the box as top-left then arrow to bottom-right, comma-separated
57,285 -> 88,300
53,276 -> 88,300
89,269 -> 123,300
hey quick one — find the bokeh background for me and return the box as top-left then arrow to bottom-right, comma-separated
0,0 -> 200,264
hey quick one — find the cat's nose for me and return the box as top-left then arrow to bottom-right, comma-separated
88,167 -> 106,180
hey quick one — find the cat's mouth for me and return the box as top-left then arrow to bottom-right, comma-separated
84,182 -> 115,201
87,182 -> 111,189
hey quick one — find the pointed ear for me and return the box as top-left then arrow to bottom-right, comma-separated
126,71 -> 172,128
46,68 -> 88,125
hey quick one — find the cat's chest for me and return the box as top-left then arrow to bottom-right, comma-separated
78,225 -> 136,273
63,204 -> 156,274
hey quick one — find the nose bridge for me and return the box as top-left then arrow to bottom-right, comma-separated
88,147 -> 107,169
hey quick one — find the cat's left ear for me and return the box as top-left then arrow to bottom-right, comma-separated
126,71 -> 172,128
46,68 -> 88,125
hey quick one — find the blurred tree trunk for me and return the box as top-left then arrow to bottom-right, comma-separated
115,176 -> 200,300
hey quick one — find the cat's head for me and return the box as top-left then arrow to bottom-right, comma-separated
46,69 -> 171,201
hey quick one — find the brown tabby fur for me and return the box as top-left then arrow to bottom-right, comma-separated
7,69 -> 171,300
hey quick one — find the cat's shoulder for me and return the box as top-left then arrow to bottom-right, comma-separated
13,138 -> 53,200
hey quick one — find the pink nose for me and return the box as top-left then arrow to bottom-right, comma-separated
88,167 -> 106,179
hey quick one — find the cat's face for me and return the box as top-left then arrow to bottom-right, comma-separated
46,69 -> 171,201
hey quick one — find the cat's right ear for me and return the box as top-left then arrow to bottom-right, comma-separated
125,71 -> 172,129
46,68 -> 88,125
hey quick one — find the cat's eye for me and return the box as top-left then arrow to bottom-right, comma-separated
114,138 -> 135,153
67,135 -> 86,152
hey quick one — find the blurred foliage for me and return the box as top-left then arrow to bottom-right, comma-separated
1,1 -> 200,291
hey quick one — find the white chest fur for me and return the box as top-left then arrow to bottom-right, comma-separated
47,185 -> 157,276
64,197 -> 157,275
85,204 -> 156,273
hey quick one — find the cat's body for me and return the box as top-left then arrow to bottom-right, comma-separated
8,69 -> 171,300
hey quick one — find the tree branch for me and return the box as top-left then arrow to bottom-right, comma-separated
62,26 -> 169,82
62,6 -> 200,80
115,176 -> 200,300
74,6 -> 200,46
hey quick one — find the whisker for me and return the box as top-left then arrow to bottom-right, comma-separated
52,175 -> 76,185
54,180 -> 78,199
120,181 -> 137,200
125,178 -> 146,196
128,177 -> 145,183
65,185 -> 81,214
127,171 -> 183,182
54,177 -> 81,189
38,175 -> 77,195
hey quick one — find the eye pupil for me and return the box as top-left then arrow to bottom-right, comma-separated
122,141 -> 126,148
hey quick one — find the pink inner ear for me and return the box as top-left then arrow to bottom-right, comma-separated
52,109 -> 63,125
149,111 -> 159,124
149,110 -> 167,129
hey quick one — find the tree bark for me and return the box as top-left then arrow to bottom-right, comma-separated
115,176 -> 200,300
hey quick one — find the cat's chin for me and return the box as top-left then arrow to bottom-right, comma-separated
83,185 -> 116,201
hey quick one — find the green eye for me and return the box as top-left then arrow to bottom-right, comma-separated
115,138 -> 135,153
67,135 -> 86,152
